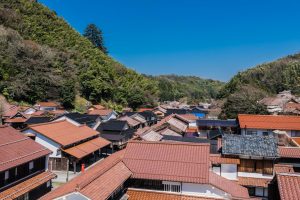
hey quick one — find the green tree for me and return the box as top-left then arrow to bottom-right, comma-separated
83,24 -> 108,54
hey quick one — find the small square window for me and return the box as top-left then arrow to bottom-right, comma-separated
4,171 -> 9,180
46,181 -> 51,188
29,161 -> 34,170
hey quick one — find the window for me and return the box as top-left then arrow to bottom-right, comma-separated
255,187 -> 268,197
15,168 -> 18,177
246,130 -> 257,135
4,171 -> 9,180
46,181 -> 51,188
24,193 -> 29,200
162,181 -> 181,193
56,150 -> 61,156
29,161 -> 34,170
291,131 -> 300,137
262,132 -> 269,136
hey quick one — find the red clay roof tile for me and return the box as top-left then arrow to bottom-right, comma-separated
279,147 -> 300,158
0,126 -> 51,171
27,120 -> 99,147
63,137 -> 111,159
238,114 -> 300,131
0,171 -> 56,200
277,173 -> 300,200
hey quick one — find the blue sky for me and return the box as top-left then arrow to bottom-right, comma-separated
40,0 -> 300,81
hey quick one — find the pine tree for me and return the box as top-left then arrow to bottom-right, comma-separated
83,24 -> 108,54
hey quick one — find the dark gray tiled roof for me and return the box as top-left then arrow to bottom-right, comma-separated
222,134 -> 279,158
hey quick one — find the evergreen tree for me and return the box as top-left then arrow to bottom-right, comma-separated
83,24 -> 108,54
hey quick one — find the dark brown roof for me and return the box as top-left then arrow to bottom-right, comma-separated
0,171 -> 56,199
0,126 -> 51,171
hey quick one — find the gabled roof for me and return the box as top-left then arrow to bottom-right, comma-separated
88,109 -> 113,116
26,120 -> 99,147
197,119 -> 238,127
56,112 -> 100,125
279,147 -> 300,158
238,114 -> 300,130
36,101 -> 59,107
97,120 -> 128,132
119,115 -> 140,127
126,189 -> 217,200
178,114 -> 198,121
41,140 -> 250,200
222,134 -> 279,158
139,110 -> 157,119
25,116 -> 52,125
123,140 -> 210,184
276,173 -> 300,200
89,104 -> 105,110
0,125 -> 51,171
274,164 -> 295,174
0,171 -> 56,199
40,150 -> 131,200
140,130 -> 163,142
162,135 -> 209,143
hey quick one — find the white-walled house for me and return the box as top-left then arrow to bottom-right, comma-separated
41,140 -> 250,200
34,101 -> 60,111
22,120 -> 111,172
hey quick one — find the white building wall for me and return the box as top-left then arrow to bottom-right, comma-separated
22,129 -> 61,158
221,164 -> 237,180
241,128 -> 292,137
182,183 -> 229,199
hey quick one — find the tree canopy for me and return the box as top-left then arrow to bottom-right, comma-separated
83,23 -> 108,54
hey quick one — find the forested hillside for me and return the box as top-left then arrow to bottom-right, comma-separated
147,75 -> 224,103
0,0 -> 158,109
0,0 -> 223,109
219,54 -> 300,118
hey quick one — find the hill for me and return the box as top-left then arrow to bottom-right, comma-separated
147,75 -> 224,103
0,0 -> 158,109
0,0 -> 223,109
219,54 -> 300,118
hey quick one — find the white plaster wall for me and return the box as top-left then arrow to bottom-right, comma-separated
221,164 -> 237,180
241,128 -> 291,137
22,129 -> 61,158
53,116 -> 81,126
238,172 -> 273,179
182,183 -> 229,199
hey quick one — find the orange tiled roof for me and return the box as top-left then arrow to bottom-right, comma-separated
4,117 -> 27,123
90,104 -> 106,110
0,126 -> 51,171
279,147 -> 300,158
138,108 -> 153,112
28,120 -> 99,147
63,137 -> 111,159
0,171 -> 56,199
274,164 -> 295,174
210,154 -> 240,165
88,109 -> 113,116
123,140 -> 210,184
36,101 -> 59,107
238,114 -> 300,130
277,173 -> 300,200
179,114 -> 198,121
126,189 -> 218,200
40,150 -> 130,200
238,177 -> 271,187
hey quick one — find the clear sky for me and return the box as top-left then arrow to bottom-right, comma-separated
40,0 -> 300,81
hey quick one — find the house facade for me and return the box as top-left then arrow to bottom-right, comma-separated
0,125 -> 56,200
41,140 -> 250,200
22,120 -> 111,172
